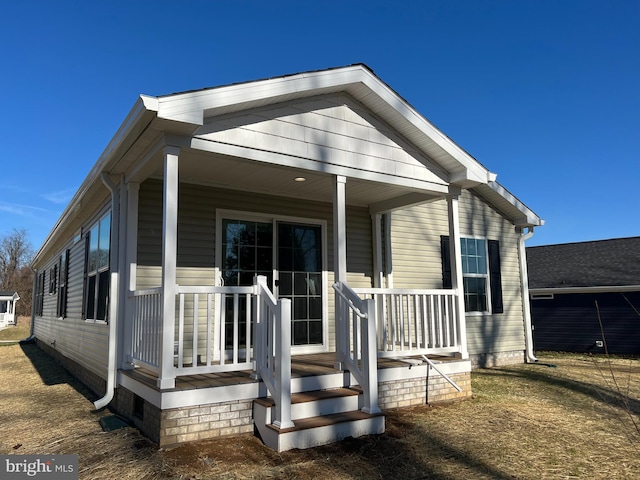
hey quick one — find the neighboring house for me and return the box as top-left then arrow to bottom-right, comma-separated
527,237 -> 640,354
30,64 -> 543,450
0,291 -> 20,327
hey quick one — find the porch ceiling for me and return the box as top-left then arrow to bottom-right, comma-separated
143,149 -> 443,211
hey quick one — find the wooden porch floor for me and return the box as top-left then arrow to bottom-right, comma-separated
122,353 -> 457,393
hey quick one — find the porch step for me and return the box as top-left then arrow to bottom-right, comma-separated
253,387 -> 385,452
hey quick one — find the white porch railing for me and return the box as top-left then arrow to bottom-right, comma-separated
130,284 -> 262,375
333,282 -> 381,414
252,276 -> 294,429
129,276 -> 294,429
175,285 -> 255,375
131,288 -> 163,372
0,313 -> 16,326
353,287 -> 462,357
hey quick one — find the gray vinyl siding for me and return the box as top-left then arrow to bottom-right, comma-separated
390,190 -> 525,356
137,179 -> 374,351
32,208 -> 110,380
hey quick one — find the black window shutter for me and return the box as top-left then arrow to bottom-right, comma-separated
82,234 -> 90,319
440,236 -> 452,289
488,239 -> 503,314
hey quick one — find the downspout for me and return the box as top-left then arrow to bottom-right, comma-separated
518,226 -> 537,363
25,266 -> 38,340
94,172 -> 120,409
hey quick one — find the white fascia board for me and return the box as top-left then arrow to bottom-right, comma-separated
155,67 -> 368,125
354,69 -> 491,184
32,96 -> 158,267
485,181 -> 544,227
530,285 -> 640,295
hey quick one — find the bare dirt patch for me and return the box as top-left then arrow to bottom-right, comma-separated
1,345 -> 638,479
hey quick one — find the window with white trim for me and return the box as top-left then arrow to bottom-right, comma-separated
84,213 -> 111,321
441,236 -> 503,314
461,238 -> 489,312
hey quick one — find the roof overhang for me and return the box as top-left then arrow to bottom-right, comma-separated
473,181 -> 544,228
32,64 -> 543,266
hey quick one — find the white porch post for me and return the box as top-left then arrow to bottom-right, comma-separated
334,175 -> 347,369
158,146 -> 180,389
121,182 -> 139,370
447,191 -> 469,359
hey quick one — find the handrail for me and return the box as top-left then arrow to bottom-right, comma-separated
253,276 -> 294,429
333,281 -> 380,414
421,355 -> 462,392
332,282 -> 367,318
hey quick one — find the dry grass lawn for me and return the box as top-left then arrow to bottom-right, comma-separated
1,321 -> 638,479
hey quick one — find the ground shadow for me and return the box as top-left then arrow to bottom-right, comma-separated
19,342 -> 98,404
478,364 -> 640,415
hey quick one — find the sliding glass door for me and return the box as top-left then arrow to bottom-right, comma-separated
220,215 -> 325,349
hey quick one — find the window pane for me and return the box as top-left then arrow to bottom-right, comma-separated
308,320 -> 322,344
97,270 -> 110,320
98,214 -> 111,269
89,228 -> 99,272
86,275 -> 96,319
294,297 -> 308,320
293,321 -> 308,345
463,277 -> 487,312
294,272 -> 307,295
309,297 -> 322,319
278,272 -> 292,295
476,239 -> 487,274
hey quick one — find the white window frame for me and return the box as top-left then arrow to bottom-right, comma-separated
460,236 -> 492,315
84,211 -> 111,323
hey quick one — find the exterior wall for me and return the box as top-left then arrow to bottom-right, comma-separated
32,204 -> 111,381
196,93 -> 448,188
136,179 -> 374,352
531,291 -> 640,355
390,190 -> 526,362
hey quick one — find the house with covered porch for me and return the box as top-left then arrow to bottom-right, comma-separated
31,64 -> 543,451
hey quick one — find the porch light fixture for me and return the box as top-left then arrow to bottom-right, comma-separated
294,177 -> 306,182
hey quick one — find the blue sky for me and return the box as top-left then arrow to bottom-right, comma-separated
1,0 -> 638,250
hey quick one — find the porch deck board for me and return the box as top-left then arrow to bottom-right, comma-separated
122,353 -> 456,393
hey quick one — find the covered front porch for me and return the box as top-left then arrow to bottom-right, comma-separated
109,141 -> 474,448
99,70 -> 490,447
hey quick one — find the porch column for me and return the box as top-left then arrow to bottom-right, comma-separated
158,146 -> 180,389
120,181 -> 139,370
447,191 -> 469,359
334,175 -> 347,368
372,213 -> 384,288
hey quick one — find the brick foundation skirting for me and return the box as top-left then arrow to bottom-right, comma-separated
378,371 -> 471,409
470,350 -> 525,369
33,339 -> 474,447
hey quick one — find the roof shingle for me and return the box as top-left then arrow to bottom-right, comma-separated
527,237 -> 640,289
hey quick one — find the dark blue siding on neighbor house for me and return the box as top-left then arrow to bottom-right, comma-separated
531,292 -> 640,355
